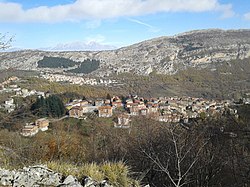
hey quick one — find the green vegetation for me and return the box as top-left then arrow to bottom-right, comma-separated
37,56 -> 79,68
68,59 -> 100,74
31,95 -> 65,117
234,104 -> 250,122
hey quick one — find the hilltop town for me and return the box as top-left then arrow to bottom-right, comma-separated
0,75 -> 240,138
66,94 -> 238,127
41,73 -> 121,87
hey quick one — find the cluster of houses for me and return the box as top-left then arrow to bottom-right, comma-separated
0,76 -> 46,113
20,118 -> 50,137
67,95 -> 237,128
0,98 -> 16,113
0,76 -> 19,89
17,94 -> 239,137
0,76 -> 243,138
41,73 -> 119,87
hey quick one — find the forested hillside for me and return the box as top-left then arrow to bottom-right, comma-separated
37,56 -> 79,68
67,59 -> 100,74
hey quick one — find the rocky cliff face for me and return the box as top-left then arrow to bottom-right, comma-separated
1,29 -> 250,76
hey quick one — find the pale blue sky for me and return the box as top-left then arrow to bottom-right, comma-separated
1,0 -> 250,49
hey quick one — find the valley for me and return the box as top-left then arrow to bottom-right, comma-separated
0,29 -> 250,187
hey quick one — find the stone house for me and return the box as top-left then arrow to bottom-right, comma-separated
3,98 -> 15,113
104,99 -> 111,105
172,113 -> 181,122
35,118 -> 49,131
147,105 -> 159,114
69,106 -> 83,118
98,106 -> 113,117
111,101 -> 123,108
128,105 -> 140,116
95,99 -> 104,106
186,111 -> 198,119
114,114 -> 131,128
125,99 -> 133,104
21,124 -> 39,137
5,98 -> 14,105
82,106 -> 98,113
157,113 -> 181,123
157,115 -> 171,122
80,100 -> 89,106
139,108 -> 148,116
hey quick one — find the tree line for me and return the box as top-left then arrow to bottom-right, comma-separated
37,56 -> 78,68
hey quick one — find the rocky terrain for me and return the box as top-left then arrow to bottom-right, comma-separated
0,165 -> 113,187
1,29 -> 250,76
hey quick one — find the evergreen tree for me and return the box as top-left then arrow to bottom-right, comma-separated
31,95 -> 65,118
106,93 -> 111,100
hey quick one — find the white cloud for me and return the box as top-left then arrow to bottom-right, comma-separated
85,20 -> 101,29
244,12 -> 250,20
0,0 -> 235,23
216,4 -> 235,19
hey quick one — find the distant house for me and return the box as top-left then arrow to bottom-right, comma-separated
147,105 -> 159,114
128,105 -> 140,116
36,91 -> 45,98
111,101 -> 123,108
125,99 -> 133,105
82,106 -> 98,113
112,96 -> 121,102
21,118 -> 50,137
35,118 -> 49,131
8,76 -> 18,81
5,98 -> 14,105
157,113 -> 181,123
172,114 -> 181,122
114,114 -> 131,128
21,124 -> 39,137
157,115 -> 172,123
139,108 -> 148,116
95,99 -> 104,106
98,106 -> 113,117
21,89 -> 29,97
69,106 -> 83,118
3,98 -> 15,113
104,99 -> 111,105
80,100 -> 89,106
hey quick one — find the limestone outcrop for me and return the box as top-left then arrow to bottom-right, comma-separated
1,29 -> 250,76
0,165 -> 112,187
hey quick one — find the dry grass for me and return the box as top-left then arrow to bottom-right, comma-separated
47,161 -> 140,187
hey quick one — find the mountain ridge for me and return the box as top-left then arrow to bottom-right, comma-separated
1,29 -> 250,76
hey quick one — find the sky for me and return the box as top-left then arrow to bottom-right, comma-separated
1,0 -> 250,50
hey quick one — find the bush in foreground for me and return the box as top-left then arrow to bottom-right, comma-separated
46,161 -> 140,187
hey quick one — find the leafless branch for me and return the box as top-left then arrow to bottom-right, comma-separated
0,33 -> 14,50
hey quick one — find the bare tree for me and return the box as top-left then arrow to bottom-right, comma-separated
139,125 -> 209,187
0,33 -> 14,49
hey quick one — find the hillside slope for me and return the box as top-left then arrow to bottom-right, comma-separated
1,29 -> 250,76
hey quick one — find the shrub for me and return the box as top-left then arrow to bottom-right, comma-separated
46,161 -> 139,187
